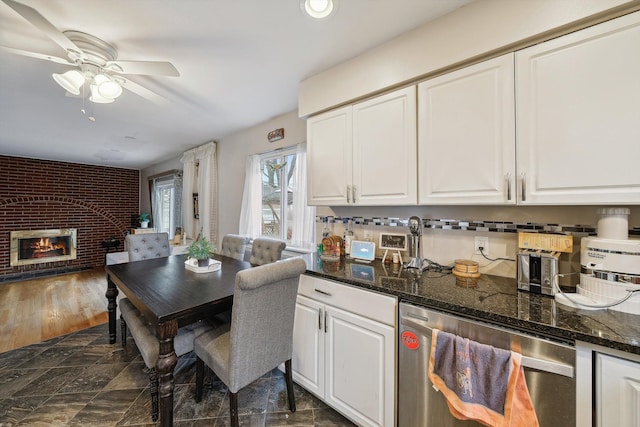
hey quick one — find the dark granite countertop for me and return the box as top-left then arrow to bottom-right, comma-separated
299,253 -> 640,356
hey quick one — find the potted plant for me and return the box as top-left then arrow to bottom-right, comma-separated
138,212 -> 150,228
187,237 -> 215,267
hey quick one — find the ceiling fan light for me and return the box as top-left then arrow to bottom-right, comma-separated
98,80 -> 122,99
52,70 -> 84,95
302,0 -> 335,18
89,84 -> 114,103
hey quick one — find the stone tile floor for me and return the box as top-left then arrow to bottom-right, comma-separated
0,323 -> 355,426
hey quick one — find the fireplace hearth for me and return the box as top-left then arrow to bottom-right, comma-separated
10,229 -> 77,267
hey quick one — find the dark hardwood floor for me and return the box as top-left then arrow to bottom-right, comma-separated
0,268 -> 109,354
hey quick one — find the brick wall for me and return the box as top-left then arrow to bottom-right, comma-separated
0,155 -> 139,280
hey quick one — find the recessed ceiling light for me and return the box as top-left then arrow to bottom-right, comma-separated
301,0 -> 336,19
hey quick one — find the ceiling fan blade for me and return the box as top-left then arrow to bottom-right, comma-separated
0,45 -> 74,66
2,0 -> 82,56
106,60 -> 180,77
119,77 -> 170,105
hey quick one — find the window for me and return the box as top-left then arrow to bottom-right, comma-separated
240,143 -> 315,246
150,172 -> 182,239
261,151 -> 296,240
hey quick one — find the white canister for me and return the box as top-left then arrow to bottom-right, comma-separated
597,208 -> 630,240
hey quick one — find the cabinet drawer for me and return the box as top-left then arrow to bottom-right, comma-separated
299,274 -> 397,326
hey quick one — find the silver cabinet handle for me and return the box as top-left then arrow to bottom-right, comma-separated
324,310 -> 328,333
352,185 -> 357,204
520,173 -> 526,202
318,308 -> 322,330
314,288 -> 331,297
346,185 -> 351,203
506,172 -> 512,201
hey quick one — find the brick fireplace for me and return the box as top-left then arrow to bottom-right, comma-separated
10,229 -> 77,266
0,155 -> 139,282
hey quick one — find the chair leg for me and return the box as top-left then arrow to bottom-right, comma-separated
285,359 -> 296,413
149,368 -> 159,422
229,391 -> 239,427
120,315 -> 127,347
195,357 -> 205,403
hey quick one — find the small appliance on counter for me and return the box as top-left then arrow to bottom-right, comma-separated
570,208 -> 640,314
404,216 -> 429,271
517,232 -> 575,296
517,249 -> 561,296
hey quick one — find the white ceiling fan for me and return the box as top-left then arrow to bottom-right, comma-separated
1,0 -> 179,105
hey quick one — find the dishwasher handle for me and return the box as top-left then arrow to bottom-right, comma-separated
400,316 -> 574,378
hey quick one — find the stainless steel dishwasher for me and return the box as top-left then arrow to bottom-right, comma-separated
398,302 -> 576,426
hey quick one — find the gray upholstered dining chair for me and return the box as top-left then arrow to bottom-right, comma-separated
219,234 -> 250,261
125,232 -> 170,261
193,257 -> 307,427
248,237 -> 286,265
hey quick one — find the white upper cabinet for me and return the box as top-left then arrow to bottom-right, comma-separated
306,106 -> 353,205
307,86 -> 417,206
418,53 -> 516,204
515,11 -> 640,204
352,87 -> 417,205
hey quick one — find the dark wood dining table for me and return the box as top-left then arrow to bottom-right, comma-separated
105,253 -> 252,427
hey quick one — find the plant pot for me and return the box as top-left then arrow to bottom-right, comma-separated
140,221 -> 149,229
197,258 -> 210,267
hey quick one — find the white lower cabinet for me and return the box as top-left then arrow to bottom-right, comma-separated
596,353 -> 640,427
576,341 -> 640,427
292,274 -> 397,427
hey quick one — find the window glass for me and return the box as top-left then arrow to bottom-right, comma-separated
260,153 -> 296,240
151,174 -> 182,239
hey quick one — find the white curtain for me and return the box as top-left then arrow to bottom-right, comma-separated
180,150 -> 197,240
196,142 -> 218,245
238,154 -> 262,238
292,143 -> 315,244
181,141 -> 218,244
239,144 -> 316,245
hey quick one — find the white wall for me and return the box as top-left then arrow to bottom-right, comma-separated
299,0 -> 640,116
216,111 -> 307,239
141,111 -> 308,240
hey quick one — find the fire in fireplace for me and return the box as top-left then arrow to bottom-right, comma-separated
10,229 -> 77,266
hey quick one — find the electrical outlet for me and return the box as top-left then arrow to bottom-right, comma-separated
474,236 -> 488,255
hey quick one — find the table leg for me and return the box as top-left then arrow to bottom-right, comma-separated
157,320 -> 179,427
106,275 -> 119,344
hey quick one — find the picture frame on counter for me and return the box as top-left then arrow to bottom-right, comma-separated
380,232 -> 407,264
379,233 -> 407,251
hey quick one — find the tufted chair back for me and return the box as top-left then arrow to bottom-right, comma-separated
125,233 -> 170,262
193,257 -> 307,426
249,237 -> 286,266
219,234 -> 250,261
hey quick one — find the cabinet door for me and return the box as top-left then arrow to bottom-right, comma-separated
516,11 -> 640,204
418,54 -> 516,204
307,106 -> 353,205
353,86 -> 417,205
292,295 -> 325,398
596,353 -> 640,427
324,305 -> 395,427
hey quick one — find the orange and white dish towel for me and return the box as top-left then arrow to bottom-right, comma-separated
427,329 -> 539,427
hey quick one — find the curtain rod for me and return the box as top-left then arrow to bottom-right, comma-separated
147,169 -> 181,181
255,142 -> 304,157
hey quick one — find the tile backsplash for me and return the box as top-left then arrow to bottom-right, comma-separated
315,214 -> 637,279
316,215 -> 613,235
